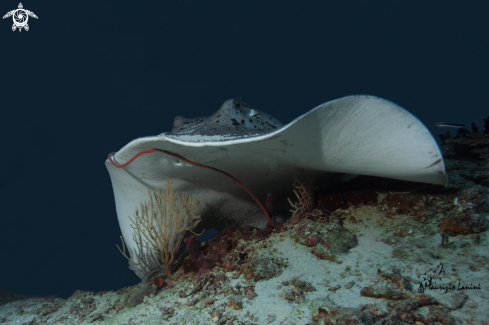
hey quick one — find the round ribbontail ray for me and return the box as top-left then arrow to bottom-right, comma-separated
106,95 -> 447,278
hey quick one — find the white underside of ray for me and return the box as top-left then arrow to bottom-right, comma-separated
106,95 -> 446,275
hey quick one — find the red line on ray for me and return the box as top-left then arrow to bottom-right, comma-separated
108,149 -> 272,226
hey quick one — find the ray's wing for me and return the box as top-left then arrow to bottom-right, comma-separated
25,10 -> 37,18
2,10 -> 14,19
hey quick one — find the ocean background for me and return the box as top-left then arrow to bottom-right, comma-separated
0,0 -> 488,309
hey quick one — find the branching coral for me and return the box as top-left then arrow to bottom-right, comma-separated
117,179 -> 203,279
287,177 -> 316,223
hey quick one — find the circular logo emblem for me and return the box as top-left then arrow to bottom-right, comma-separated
13,9 -> 28,27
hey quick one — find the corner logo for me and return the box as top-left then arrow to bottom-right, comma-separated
3,3 -> 37,32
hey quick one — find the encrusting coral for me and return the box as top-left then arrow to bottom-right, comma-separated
117,179 -> 203,279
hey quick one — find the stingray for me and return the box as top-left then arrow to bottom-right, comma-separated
106,95 -> 447,278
